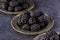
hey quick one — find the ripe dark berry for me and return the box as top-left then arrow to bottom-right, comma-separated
22,24 -> 30,30
28,17 -> 36,24
22,3 -> 28,9
38,15 -> 48,23
20,13 -> 28,24
9,1 -> 18,7
29,11 -> 36,17
18,0 -> 24,4
31,24 -> 40,31
8,6 -> 14,11
14,6 -> 21,11
39,22 -> 46,29
39,35 -> 46,40
35,10 -> 44,16
45,31 -> 59,40
3,0 -> 11,2
1,2 -> 8,9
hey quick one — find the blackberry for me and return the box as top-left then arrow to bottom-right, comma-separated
9,1 -> 18,7
45,31 -> 59,40
36,11 -> 44,16
22,24 -> 30,30
30,11 -> 44,18
29,11 -> 36,17
22,3 -> 28,9
39,35 -> 46,40
1,2 -> 8,9
39,22 -> 46,29
8,6 -> 14,11
18,0 -> 24,4
28,17 -> 36,24
31,24 -> 40,31
3,0 -> 11,2
38,15 -> 48,23
20,13 -> 28,24
14,6 -> 21,11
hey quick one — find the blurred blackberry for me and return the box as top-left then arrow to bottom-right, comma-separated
22,3 -> 29,9
34,11 -> 44,17
39,35 -> 46,40
22,24 -> 30,30
18,0 -> 25,4
39,22 -> 46,29
3,0 -> 11,2
9,1 -> 18,7
45,31 -> 59,40
20,13 -> 28,24
8,6 -> 14,11
29,11 -> 36,17
1,2 -> 8,10
38,15 -> 48,23
14,6 -> 21,11
31,24 -> 40,31
28,17 -> 36,24
30,11 -> 44,18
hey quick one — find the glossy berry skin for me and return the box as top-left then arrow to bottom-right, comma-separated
28,17 -> 36,24
8,6 -> 14,11
9,1 -> 18,7
22,24 -> 30,30
1,2 -> 8,9
31,24 -> 40,31
14,6 -> 21,11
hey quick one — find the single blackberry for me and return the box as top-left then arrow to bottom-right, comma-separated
29,11 -> 36,17
22,24 -> 30,30
28,17 -> 36,24
22,3 -> 28,9
8,6 -> 14,11
39,35 -> 46,40
14,6 -> 21,11
38,15 -> 48,23
39,22 -> 46,29
18,0 -> 24,4
9,1 -> 18,7
36,11 -> 44,16
1,2 -> 8,10
20,13 -> 28,24
3,0 -> 11,2
30,11 -> 44,18
31,24 -> 40,31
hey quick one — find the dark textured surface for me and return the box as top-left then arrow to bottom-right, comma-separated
0,0 -> 60,40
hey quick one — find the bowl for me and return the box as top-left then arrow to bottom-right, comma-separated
0,0 -> 34,14
11,11 -> 54,35
33,32 -> 60,40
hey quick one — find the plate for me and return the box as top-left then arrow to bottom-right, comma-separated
11,11 -> 54,35
0,0 -> 34,14
33,32 -> 60,40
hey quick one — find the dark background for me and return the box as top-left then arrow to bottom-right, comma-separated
0,0 -> 60,40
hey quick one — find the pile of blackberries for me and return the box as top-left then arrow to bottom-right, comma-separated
1,0 -> 29,11
39,31 -> 59,40
17,11 -> 48,31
